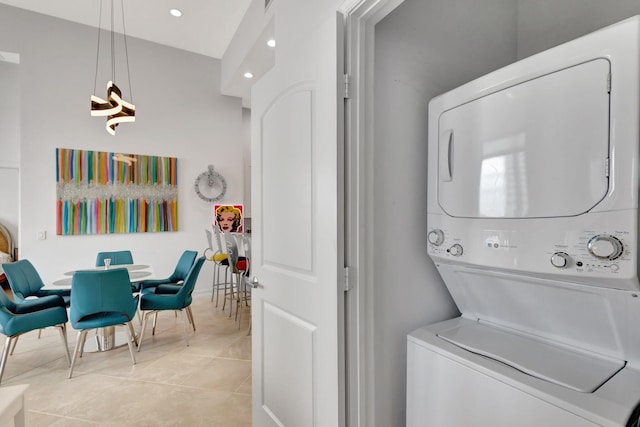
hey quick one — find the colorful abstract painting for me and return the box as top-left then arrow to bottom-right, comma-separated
56,148 -> 178,235
214,204 -> 244,233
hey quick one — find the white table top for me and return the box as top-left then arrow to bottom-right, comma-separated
43,264 -> 154,290
62,264 -> 150,276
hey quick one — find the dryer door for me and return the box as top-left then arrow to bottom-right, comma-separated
437,58 -> 610,218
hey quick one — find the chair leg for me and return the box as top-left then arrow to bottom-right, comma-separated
222,280 -> 228,310
211,263 -> 218,302
180,310 -> 190,347
79,330 -> 89,358
152,312 -> 159,336
234,273 -> 243,322
68,330 -> 87,379
57,324 -> 71,366
123,322 -> 137,365
215,265 -> 230,307
138,311 -> 152,352
8,334 -> 19,355
237,292 -> 245,329
228,273 -> 237,318
0,336 -> 14,384
136,300 -> 143,326
214,264 -> 222,306
127,321 -> 138,347
186,306 -> 196,331
222,267 -> 230,311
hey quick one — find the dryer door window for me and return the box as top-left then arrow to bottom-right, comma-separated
437,58 -> 610,218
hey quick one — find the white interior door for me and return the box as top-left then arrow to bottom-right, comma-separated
250,1 -> 345,426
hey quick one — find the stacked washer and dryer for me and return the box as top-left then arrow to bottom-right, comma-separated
407,16 -> 640,427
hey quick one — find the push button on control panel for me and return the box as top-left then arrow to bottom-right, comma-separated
449,244 -> 463,257
550,252 -> 570,268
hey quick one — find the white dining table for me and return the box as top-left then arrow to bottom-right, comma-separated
42,264 -> 154,290
43,264 -> 154,352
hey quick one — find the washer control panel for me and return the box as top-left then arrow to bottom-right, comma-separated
428,228 -> 465,258
427,211 -> 639,290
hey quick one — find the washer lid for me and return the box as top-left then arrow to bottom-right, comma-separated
437,320 -> 624,393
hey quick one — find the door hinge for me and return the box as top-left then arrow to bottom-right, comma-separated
607,72 -> 611,93
605,157 -> 610,177
344,266 -> 351,291
343,74 -> 350,99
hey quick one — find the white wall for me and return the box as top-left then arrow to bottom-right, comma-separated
0,58 -> 20,244
242,107 -> 252,220
0,5 -> 245,292
0,59 -> 19,167
517,0 -> 640,59
372,0 -> 518,425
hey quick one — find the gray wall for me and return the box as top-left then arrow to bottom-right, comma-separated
372,0 -> 518,425
0,5 -> 245,290
517,0 -> 640,59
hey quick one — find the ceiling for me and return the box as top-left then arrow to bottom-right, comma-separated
0,0 -> 252,59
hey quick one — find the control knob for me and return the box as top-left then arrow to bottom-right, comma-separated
428,229 -> 445,246
587,234 -> 623,260
449,244 -> 463,257
550,252 -> 570,268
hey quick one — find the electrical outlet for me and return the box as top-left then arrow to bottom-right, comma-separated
37,231 -> 46,240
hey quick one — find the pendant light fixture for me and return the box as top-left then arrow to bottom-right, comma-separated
90,0 -> 135,135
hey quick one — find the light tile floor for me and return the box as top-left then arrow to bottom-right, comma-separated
1,296 -> 252,426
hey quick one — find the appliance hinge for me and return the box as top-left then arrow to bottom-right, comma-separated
343,74 -> 350,99
607,72 -> 611,93
605,157 -> 610,177
344,266 -> 351,292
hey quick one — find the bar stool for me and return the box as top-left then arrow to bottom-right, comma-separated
205,227 -> 229,306
224,233 -> 251,328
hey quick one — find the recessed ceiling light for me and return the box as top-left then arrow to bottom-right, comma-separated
170,8 -> 182,17
244,72 -> 254,79
267,39 -> 276,48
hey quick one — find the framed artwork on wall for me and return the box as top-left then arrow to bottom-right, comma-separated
56,148 -> 178,235
214,204 -> 244,233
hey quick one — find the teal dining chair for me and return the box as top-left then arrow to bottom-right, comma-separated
0,290 -> 70,384
3,259 -> 71,306
96,250 -> 139,290
68,268 -> 139,378
137,257 -> 205,351
95,250 -> 134,267
139,250 -> 197,295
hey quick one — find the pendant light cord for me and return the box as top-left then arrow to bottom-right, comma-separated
92,0 -> 134,103
120,0 -> 134,103
111,0 -> 115,83
93,0 -> 103,95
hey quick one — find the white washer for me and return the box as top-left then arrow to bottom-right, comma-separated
409,15 -> 640,427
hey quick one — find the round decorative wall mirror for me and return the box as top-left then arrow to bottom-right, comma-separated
194,165 -> 227,203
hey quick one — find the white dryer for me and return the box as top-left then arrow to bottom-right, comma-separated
408,16 -> 640,427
